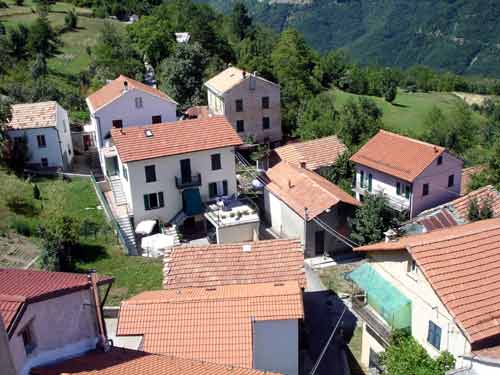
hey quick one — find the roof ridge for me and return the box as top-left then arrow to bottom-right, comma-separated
378,129 -> 445,150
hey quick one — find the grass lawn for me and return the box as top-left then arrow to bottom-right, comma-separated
332,88 -> 484,136
0,169 -> 163,305
0,0 -> 123,76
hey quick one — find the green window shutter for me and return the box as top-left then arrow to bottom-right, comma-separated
144,194 -> 150,211
368,174 -> 373,192
360,171 -> 364,188
405,185 -> 411,199
396,182 -> 401,195
222,180 -> 228,196
158,192 -> 164,208
209,183 -> 217,198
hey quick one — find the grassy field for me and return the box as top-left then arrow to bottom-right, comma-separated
332,88 -> 481,136
0,169 -> 162,305
0,0 -> 122,76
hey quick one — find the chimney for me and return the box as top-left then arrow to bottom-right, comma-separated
123,81 -> 128,92
384,229 -> 398,243
243,244 -> 252,252
299,161 -> 307,169
88,270 -> 110,352
288,179 -> 293,189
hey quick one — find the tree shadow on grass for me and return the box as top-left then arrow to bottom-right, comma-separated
392,102 -> 409,108
71,242 -> 109,264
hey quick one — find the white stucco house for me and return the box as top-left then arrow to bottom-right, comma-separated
7,101 -> 73,170
110,116 -> 242,230
349,219 -> 500,375
85,75 -> 177,176
264,161 -> 360,257
0,269 -> 113,375
350,130 -> 463,218
205,66 -> 282,145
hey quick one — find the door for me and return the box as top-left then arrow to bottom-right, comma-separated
83,134 -> 91,151
180,159 -> 191,184
315,230 -> 325,255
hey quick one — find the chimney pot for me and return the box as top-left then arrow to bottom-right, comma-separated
300,161 -> 307,169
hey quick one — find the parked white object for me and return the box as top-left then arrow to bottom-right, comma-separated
141,233 -> 175,257
135,220 -> 157,235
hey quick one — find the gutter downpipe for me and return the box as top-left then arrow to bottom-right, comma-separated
88,270 -> 110,351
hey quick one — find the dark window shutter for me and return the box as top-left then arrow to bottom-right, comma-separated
211,154 -> 221,170
222,180 -> 228,196
209,183 -> 217,198
158,192 -> 164,207
396,182 -> 401,195
368,174 -> 373,192
144,195 -> 150,210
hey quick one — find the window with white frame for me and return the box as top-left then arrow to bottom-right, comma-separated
37,135 -> 46,148
208,180 -> 228,198
144,192 -> 164,210
427,321 -> 441,350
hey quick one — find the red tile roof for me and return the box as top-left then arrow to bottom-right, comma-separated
461,165 -> 486,195
164,239 -> 305,289
86,75 -> 176,112
184,105 -> 209,120
355,218 -> 500,346
265,162 -> 360,220
112,116 -> 243,163
30,347 -> 281,375
0,269 -> 112,332
473,345 -> 500,361
274,136 -> 347,170
8,101 -> 58,130
117,282 -> 303,368
350,130 -> 448,182
204,67 -> 278,95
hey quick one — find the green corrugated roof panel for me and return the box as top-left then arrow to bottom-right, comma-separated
348,263 -> 412,330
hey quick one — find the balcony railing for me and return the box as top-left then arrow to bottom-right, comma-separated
351,295 -> 391,347
175,173 -> 202,189
354,185 -> 410,212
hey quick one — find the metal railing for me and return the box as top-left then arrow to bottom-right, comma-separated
175,173 -> 202,189
354,185 -> 410,212
351,295 -> 391,346
90,173 -> 135,255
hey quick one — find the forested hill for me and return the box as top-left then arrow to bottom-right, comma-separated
196,0 -> 500,77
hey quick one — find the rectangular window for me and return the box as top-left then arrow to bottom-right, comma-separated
41,158 -> 48,167
408,259 -> 417,273
405,185 -> 411,199
368,174 -> 373,192
112,119 -> 123,129
423,183 -> 429,196
235,99 -> 243,112
448,174 -> 455,187
222,180 -> 228,196
211,154 -> 221,170
236,120 -> 245,133
360,171 -> 365,188
437,155 -> 443,165
20,323 -> 36,355
262,117 -> 270,130
145,165 -> 156,183
135,97 -> 143,108
427,321 -> 442,350
37,135 -> 46,148
209,182 -> 217,198
262,96 -> 270,109
123,165 -> 128,181
144,192 -> 164,210
152,115 -> 162,124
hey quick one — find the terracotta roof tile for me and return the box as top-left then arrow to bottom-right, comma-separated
86,75 -> 176,112
111,116 -> 243,163
274,136 -> 347,170
449,185 -> 500,220
30,347 -> 281,375
205,67 -> 278,95
117,282 -> 303,368
8,101 -> 57,130
163,239 -> 305,289
184,105 -> 209,120
265,162 -> 360,220
355,218 -> 500,346
461,165 -> 486,195
350,130 -> 448,182
472,345 -> 500,361
0,269 -> 112,332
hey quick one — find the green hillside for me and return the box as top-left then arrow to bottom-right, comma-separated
197,0 -> 500,77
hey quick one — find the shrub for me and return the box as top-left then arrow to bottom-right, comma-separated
6,190 -> 38,216
64,9 -> 78,30
15,0 -> 24,6
10,218 -> 34,236
0,2 -> 8,9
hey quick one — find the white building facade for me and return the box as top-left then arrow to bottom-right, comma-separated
8,101 -> 73,170
86,75 -> 177,176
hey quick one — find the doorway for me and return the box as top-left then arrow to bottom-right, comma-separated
315,230 -> 325,255
180,159 -> 192,184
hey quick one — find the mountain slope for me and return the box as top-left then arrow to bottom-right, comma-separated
198,0 -> 500,77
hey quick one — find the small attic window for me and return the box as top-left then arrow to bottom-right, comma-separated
145,129 -> 153,138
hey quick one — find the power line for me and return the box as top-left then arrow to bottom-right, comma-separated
309,307 -> 347,375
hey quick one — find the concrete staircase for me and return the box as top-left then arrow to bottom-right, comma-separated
116,215 -> 138,255
109,176 -> 127,206
163,225 -> 181,247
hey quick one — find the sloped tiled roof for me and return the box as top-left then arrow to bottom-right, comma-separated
274,136 -> 347,170
112,116 -> 243,163
205,67 -> 278,95
265,161 -> 360,220
0,269 -> 112,332
184,105 -> 209,120
350,130 -> 447,182
31,347 -> 281,375
86,75 -> 176,112
8,101 -> 57,130
355,218 -> 500,346
163,239 -> 305,290
117,282 -> 303,368
408,186 -> 500,233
